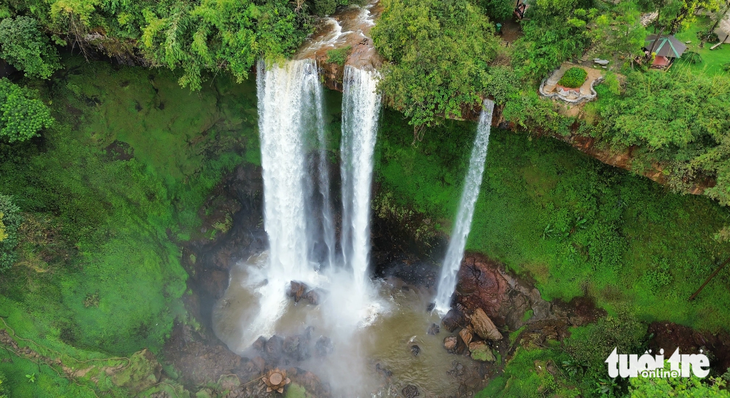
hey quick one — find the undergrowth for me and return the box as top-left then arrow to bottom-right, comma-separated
375,108 -> 730,332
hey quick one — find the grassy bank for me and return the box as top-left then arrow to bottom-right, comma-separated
0,55 -> 259,395
375,108 -> 730,332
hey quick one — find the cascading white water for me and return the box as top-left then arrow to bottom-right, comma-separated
340,66 -> 382,299
433,99 -> 495,315
252,59 -> 326,336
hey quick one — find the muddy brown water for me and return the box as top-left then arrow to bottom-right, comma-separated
213,255 -> 487,397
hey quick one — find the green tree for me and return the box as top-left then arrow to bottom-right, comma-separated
372,0 -> 500,133
590,70 -> 730,203
588,1 -> 647,66
0,16 -> 61,79
477,0 -> 515,21
511,0 -> 595,83
0,79 -> 53,143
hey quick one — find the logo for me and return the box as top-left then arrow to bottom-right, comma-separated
605,348 -> 710,378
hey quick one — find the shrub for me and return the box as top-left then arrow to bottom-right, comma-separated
558,67 -> 588,88
326,45 -> 351,66
0,194 -> 22,272
681,51 -> 702,64
0,79 -> 53,143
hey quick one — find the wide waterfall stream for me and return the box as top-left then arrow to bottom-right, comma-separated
213,60 -> 492,396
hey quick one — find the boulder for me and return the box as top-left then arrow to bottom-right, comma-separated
442,307 -> 466,332
443,336 -> 458,353
283,335 -> 310,361
471,308 -> 503,341
410,344 -> 421,356
251,336 -> 267,352
469,342 -> 496,362
427,323 -> 440,335
304,289 -> 320,305
402,384 -> 419,398
314,336 -> 334,357
287,281 -> 308,302
594,59 -> 610,65
459,328 -> 473,346
265,335 -> 284,359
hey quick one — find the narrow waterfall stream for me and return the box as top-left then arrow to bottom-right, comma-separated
434,100 -> 495,315
340,66 -> 382,300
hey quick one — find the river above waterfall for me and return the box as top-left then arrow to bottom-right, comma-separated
212,255 -> 491,397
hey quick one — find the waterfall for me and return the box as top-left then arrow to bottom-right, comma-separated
309,70 -> 337,269
433,99 -> 495,315
340,66 -> 381,299
254,59 -> 330,335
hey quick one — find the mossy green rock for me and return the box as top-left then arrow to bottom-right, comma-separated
111,349 -> 161,392
285,383 -> 311,398
470,342 -> 496,362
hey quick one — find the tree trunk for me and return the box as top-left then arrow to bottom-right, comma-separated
704,1 -> 730,45
647,25 -> 666,61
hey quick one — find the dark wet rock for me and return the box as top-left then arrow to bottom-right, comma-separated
444,336 -> 458,353
288,281 -> 308,303
448,361 -> 465,377
304,289 -> 320,305
427,323 -> 440,335
455,255 -> 509,324
471,308 -> 503,341
162,322 -> 249,387
375,362 -> 393,378
251,336 -> 267,351
265,335 -> 284,359
410,344 -> 421,356
402,384 -> 419,398
426,302 -> 435,312
442,307 -> 466,332
284,335 -> 310,362
252,356 -> 266,371
315,336 -> 334,357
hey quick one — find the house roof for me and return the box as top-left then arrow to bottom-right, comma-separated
645,34 -> 688,58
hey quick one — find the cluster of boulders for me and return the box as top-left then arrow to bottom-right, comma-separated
442,307 -> 503,362
286,281 -> 321,305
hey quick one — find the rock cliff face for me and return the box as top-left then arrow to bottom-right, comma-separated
295,1 -> 383,91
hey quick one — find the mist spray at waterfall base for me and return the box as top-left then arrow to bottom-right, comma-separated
211,60 -> 394,395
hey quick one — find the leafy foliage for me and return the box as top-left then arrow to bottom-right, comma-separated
511,0 -> 594,83
372,0 -> 501,128
587,69 -> 730,204
0,79 -> 53,143
326,45 -> 351,66
310,0 -> 356,16
564,311 -> 647,395
0,194 -> 21,272
629,366 -> 730,397
1,0 -> 317,90
558,67 -> 588,88
587,1 -> 647,63
0,16 -> 61,79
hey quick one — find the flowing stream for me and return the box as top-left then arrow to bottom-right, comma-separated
434,100 -> 495,315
